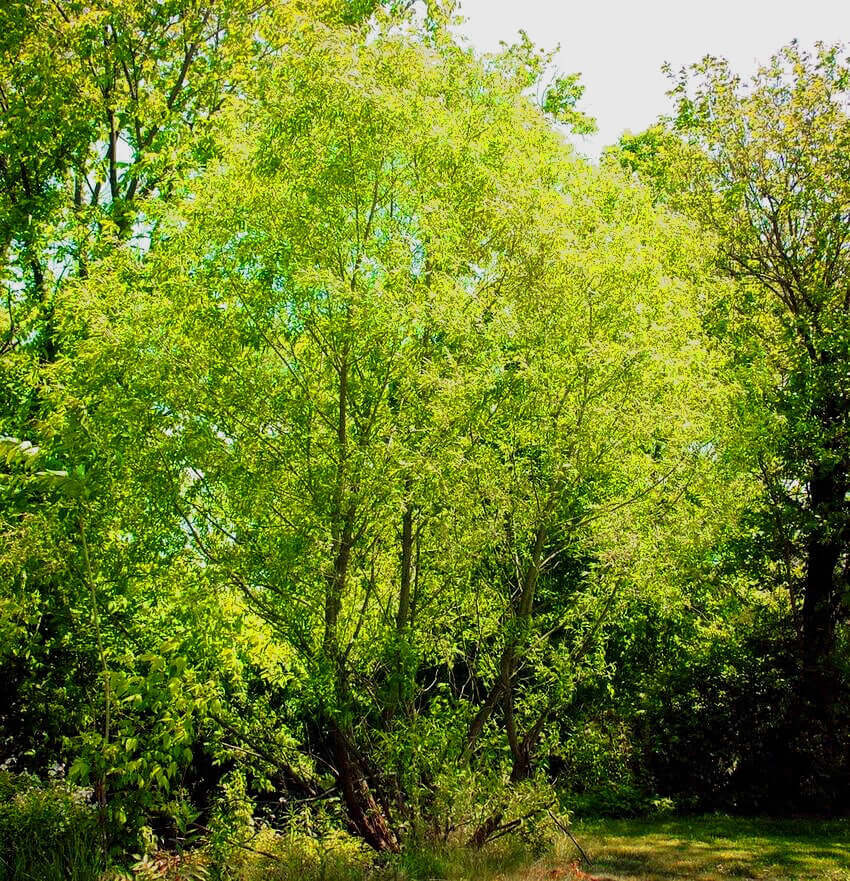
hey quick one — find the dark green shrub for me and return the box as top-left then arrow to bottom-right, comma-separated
567,781 -> 656,818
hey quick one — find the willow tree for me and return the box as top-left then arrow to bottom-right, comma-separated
2,0 -> 425,824
60,11 -> 543,847
56,6 -> 719,848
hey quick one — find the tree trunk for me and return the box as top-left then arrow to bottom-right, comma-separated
467,811 -> 503,849
325,347 -> 353,655
324,508 -> 355,656
386,500 -> 415,717
466,520 -> 549,751
397,501 -> 414,631
465,522 -> 551,846
505,689 -> 533,783
321,342 -> 401,849
791,457 -> 848,805
801,463 -> 845,712
332,725 -> 400,852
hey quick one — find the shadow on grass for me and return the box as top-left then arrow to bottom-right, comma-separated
571,815 -> 850,881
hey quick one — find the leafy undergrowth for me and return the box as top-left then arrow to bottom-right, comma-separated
231,828 -> 540,881
564,815 -> 850,881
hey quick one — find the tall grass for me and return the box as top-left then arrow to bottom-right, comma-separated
230,826 -> 542,881
0,772 -> 105,881
0,822 -> 105,881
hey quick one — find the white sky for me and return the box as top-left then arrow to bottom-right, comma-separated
455,0 -> 850,158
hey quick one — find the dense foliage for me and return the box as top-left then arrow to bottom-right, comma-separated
1,1 -> 848,876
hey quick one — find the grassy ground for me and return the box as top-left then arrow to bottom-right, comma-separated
232,815 -> 850,881
32,813 -> 842,881
558,815 -> 850,881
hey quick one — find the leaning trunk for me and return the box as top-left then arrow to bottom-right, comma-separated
332,725 -> 400,852
466,522 -> 550,846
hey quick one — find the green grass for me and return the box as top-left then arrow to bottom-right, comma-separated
231,815 -> 850,881
569,815 -> 850,881
0,823 -> 105,881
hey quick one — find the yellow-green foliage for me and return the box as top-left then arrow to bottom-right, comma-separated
232,828 -> 374,881
231,827 -> 542,881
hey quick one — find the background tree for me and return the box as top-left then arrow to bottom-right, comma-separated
660,41 -> 850,806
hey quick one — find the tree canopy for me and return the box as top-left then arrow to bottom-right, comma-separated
2,4 -> 849,876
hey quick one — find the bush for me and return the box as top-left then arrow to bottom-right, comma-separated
566,781 -> 657,818
227,827 -> 374,881
0,771 -> 105,881
106,851 -> 210,881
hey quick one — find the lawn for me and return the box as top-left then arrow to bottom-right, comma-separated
558,815 -> 850,881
